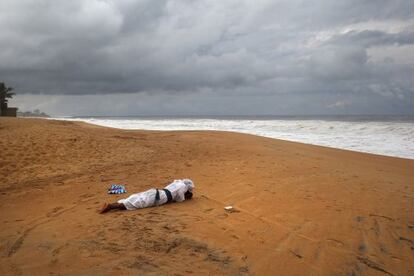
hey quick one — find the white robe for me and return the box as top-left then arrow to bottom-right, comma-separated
117,179 -> 194,210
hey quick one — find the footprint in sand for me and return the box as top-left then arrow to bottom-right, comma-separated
51,243 -> 69,257
46,206 -> 65,218
216,214 -> 228,219
326,238 -> 345,247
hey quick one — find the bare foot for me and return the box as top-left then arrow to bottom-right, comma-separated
99,203 -> 110,214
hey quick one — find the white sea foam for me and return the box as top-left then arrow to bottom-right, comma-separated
54,117 -> 414,159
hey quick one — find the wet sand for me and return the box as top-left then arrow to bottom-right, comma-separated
0,117 -> 413,275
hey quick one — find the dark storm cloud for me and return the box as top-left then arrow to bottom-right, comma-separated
1,0 -> 414,115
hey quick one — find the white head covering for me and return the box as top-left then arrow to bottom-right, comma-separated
182,179 -> 194,192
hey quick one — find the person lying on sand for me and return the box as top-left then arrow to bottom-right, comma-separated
99,179 -> 194,213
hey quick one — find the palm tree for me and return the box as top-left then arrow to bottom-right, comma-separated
1,82 -> 15,115
0,82 -> 15,105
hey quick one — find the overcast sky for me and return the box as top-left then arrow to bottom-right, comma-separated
1,0 -> 414,116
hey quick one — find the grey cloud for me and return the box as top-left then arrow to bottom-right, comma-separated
1,0 -> 414,115
329,29 -> 414,48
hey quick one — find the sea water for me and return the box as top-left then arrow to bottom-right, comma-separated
55,115 -> 414,160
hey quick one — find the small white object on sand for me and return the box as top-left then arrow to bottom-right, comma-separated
224,206 -> 234,212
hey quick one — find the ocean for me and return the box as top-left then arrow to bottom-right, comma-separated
55,115 -> 414,160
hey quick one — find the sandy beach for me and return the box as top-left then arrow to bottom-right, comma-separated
0,117 -> 413,275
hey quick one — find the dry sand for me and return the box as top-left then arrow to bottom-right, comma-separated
0,117 -> 413,275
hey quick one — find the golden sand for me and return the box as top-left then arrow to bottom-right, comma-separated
1,117 -> 413,275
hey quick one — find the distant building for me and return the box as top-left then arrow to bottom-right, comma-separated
0,102 -> 18,117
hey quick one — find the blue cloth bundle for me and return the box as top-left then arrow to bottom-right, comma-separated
108,184 -> 126,194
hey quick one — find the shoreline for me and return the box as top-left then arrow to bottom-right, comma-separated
1,117 -> 413,275
49,116 -> 414,161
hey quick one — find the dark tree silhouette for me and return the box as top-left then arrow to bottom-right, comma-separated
0,82 -> 15,106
